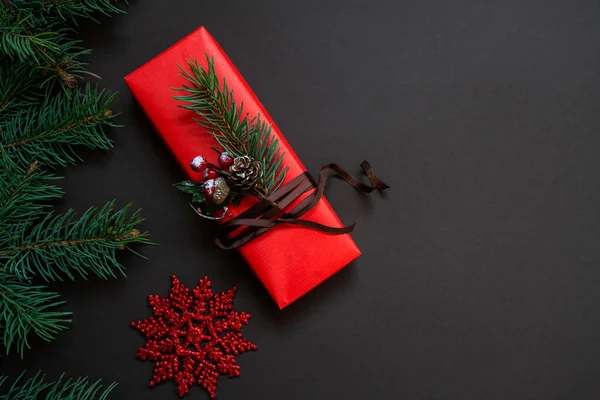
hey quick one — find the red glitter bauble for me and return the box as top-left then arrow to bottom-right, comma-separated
218,152 -> 234,169
190,155 -> 208,173
131,275 -> 257,398
203,167 -> 220,181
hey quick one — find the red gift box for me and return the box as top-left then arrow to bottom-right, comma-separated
125,26 -> 361,309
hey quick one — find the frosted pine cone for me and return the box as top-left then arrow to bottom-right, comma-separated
229,155 -> 262,191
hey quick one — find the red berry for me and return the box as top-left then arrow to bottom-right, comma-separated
204,167 -> 220,180
218,152 -> 234,169
190,155 -> 208,172
203,179 -> 216,201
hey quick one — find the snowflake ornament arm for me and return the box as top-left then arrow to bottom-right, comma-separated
132,275 -> 257,398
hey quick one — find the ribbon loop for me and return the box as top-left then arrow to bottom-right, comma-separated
211,161 -> 388,250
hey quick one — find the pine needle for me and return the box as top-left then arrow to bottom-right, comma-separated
0,201 -> 151,282
0,156 -> 64,235
0,271 -> 71,357
0,0 -> 146,363
0,371 -> 117,399
0,57 -> 44,118
174,56 -> 288,194
0,9 -> 61,65
0,84 -> 118,167
0,1 -> 100,89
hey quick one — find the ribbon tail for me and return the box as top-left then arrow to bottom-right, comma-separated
360,161 -> 390,190
210,160 -> 388,250
277,218 -> 356,234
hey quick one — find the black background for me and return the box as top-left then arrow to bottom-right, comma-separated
2,0 -> 600,399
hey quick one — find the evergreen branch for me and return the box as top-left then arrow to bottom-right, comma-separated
1,0 -> 146,364
0,271 -> 70,357
247,114 -> 288,192
0,158 -> 63,235
0,8 -> 62,65
175,58 -> 248,155
0,201 -> 150,282
0,84 -> 117,167
37,39 -> 92,90
35,0 -> 125,24
174,56 -> 288,194
0,58 -> 44,118
0,5 -> 84,88
2,0 -> 18,16
0,29 -> 59,65
0,371 -> 116,399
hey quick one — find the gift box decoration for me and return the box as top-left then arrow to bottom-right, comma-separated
125,26 -> 387,309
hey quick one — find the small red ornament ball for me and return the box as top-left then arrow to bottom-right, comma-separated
203,178 -> 217,201
190,155 -> 208,172
204,167 -> 220,181
218,152 -> 234,169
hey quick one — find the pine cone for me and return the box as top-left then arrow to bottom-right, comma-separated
228,155 -> 262,191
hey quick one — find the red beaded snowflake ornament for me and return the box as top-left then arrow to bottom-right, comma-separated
132,275 -> 257,398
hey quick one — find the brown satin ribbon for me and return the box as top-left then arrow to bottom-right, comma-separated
214,161 -> 389,250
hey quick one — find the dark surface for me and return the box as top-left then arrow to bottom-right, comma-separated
3,0 -> 600,399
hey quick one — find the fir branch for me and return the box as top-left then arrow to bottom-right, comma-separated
176,58 -> 248,155
0,158 -> 63,235
0,0 -> 146,362
0,271 -> 70,357
0,201 -> 150,282
35,0 -> 125,24
0,84 -> 117,167
0,58 -> 44,118
2,0 -> 17,16
36,39 -> 92,90
0,4 -> 85,89
0,8 -> 62,65
0,371 -> 116,399
174,56 -> 288,195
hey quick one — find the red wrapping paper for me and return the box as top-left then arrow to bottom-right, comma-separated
125,26 -> 361,309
